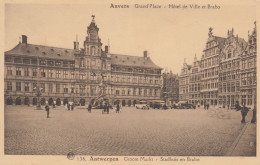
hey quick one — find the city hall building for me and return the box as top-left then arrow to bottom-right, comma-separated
4,16 -> 162,106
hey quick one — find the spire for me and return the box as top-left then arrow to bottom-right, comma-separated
194,53 -> 197,61
74,34 -> 79,50
208,27 -> 213,37
91,15 -> 95,23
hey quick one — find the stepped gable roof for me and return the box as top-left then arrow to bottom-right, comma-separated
110,54 -> 162,69
5,43 -> 74,60
237,37 -> 247,48
214,36 -> 226,49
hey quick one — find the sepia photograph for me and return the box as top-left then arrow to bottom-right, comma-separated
1,0 -> 259,164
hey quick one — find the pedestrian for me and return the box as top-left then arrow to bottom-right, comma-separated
28,102 -> 30,107
227,104 -> 230,110
53,103 -> 55,108
65,103 -> 68,111
251,105 -> 256,123
71,103 -> 74,111
45,104 -> 50,118
204,104 -> 206,110
106,103 -> 110,114
241,104 -> 249,123
68,103 -> 71,111
88,103 -> 92,113
116,103 -> 120,113
207,104 -> 210,110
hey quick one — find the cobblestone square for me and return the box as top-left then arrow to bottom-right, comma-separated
4,106 -> 255,156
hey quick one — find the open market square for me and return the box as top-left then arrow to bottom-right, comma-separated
4,105 -> 256,156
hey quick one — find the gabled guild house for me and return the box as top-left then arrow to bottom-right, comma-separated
4,16 -> 162,106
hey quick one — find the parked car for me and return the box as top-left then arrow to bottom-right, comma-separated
135,103 -> 149,110
172,102 -> 196,109
149,100 -> 165,109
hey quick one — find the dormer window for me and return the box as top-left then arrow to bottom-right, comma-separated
42,52 -> 46,55
57,54 -> 61,56
35,47 -> 39,50
51,48 -> 54,52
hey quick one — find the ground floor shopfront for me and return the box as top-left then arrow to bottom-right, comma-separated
200,91 -> 218,106
5,94 -> 161,107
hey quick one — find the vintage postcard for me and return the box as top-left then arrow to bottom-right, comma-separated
0,0 -> 259,164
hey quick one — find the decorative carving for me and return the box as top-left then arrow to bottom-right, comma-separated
208,27 -> 213,37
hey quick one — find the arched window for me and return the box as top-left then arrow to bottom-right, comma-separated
91,46 -> 95,55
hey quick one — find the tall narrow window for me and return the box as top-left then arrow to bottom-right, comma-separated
7,82 -> 12,91
24,82 -> 29,92
7,67 -> 12,76
16,67 -> 21,76
24,68 -> 29,77
16,82 -> 21,91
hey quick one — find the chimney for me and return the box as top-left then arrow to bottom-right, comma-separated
21,35 -> 27,44
143,50 -> 148,58
74,35 -> 79,50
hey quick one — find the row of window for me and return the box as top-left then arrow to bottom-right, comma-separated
6,67 -> 161,84
201,56 -> 219,68
5,56 -> 75,67
112,66 -> 161,75
220,60 -> 240,69
219,82 -> 240,93
6,81 -> 160,97
241,59 -> 256,69
115,88 -> 159,97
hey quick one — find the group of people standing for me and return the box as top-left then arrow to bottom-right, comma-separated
65,103 -> 74,111
87,102 -> 121,114
204,104 -> 210,110
237,103 -> 256,124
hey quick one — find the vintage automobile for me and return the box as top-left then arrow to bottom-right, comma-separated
149,100 -> 165,109
135,100 -> 150,110
172,101 -> 196,109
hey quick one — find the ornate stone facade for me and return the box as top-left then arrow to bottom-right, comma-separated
4,16 -> 162,106
162,71 -> 179,105
188,55 -> 201,106
218,29 -> 246,108
240,23 -> 257,108
200,28 -> 225,106
179,60 -> 191,102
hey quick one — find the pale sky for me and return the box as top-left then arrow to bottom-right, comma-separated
4,1 -> 256,74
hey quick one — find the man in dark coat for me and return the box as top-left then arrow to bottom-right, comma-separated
241,104 -> 249,123
106,103 -> 110,114
103,103 -> 107,114
45,105 -> 50,118
251,105 -> 256,123
116,103 -> 120,113
88,104 -> 92,113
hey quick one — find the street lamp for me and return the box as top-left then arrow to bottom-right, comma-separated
34,86 -> 43,110
34,55 -> 43,110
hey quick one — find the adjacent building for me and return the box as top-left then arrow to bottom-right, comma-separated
179,60 -> 191,102
240,23 -> 257,108
180,24 -> 257,108
188,55 -> 201,106
4,16 -> 162,106
200,28 -> 225,106
162,71 -> 179,105
218,29 -> 246,108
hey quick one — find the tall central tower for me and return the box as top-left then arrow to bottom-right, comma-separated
84,15 -> 102,56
